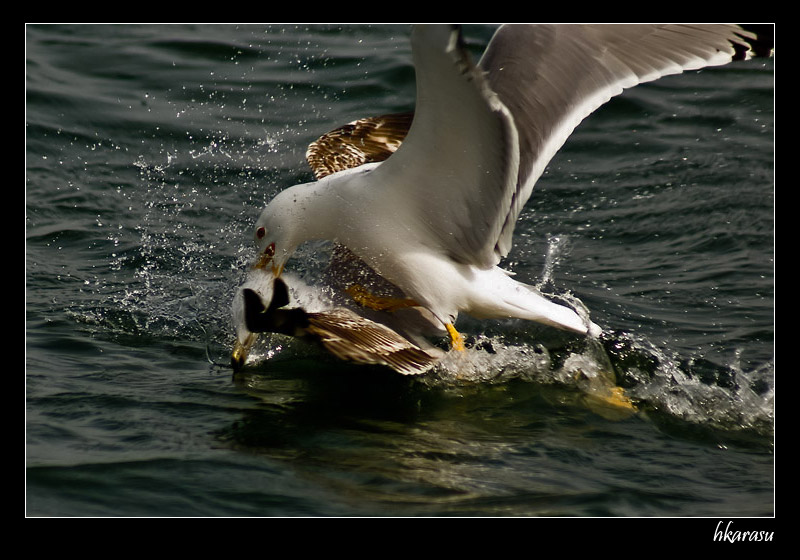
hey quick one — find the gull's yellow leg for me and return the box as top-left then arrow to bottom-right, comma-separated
445,323 -> 466,352
346,283 -> 465,353
602,386 -> 637,412
572,368 -> 637,419
582,385 -> 637,421
346,284 -> 419,312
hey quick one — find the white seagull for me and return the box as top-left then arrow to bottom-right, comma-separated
234,24 -> 772,371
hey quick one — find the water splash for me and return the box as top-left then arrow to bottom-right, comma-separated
537,234 -> 570,289
601,330 -> 774,442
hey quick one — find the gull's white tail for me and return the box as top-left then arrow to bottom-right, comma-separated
469,267 -> 602,337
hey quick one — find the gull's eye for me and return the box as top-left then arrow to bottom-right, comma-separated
256,226 -> 266,240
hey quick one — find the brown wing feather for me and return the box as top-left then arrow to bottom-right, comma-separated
306,112 -> 414,179
306,308 -> 441,376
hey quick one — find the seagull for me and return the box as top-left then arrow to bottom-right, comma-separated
236,275 -> 443,375
233,24 -> 772,372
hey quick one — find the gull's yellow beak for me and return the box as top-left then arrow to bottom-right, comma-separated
231,332 -> 255,372
252,242 -> 283,277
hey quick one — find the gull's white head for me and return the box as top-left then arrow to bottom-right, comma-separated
253,204 -> 292,278
252,183 -> 321,278
252,167 -> 357,282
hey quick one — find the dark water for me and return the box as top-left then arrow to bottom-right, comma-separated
26,24 -> 774,518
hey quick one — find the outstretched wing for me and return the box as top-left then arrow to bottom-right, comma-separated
369,24 -> 773,268
479,24 -> 773,259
